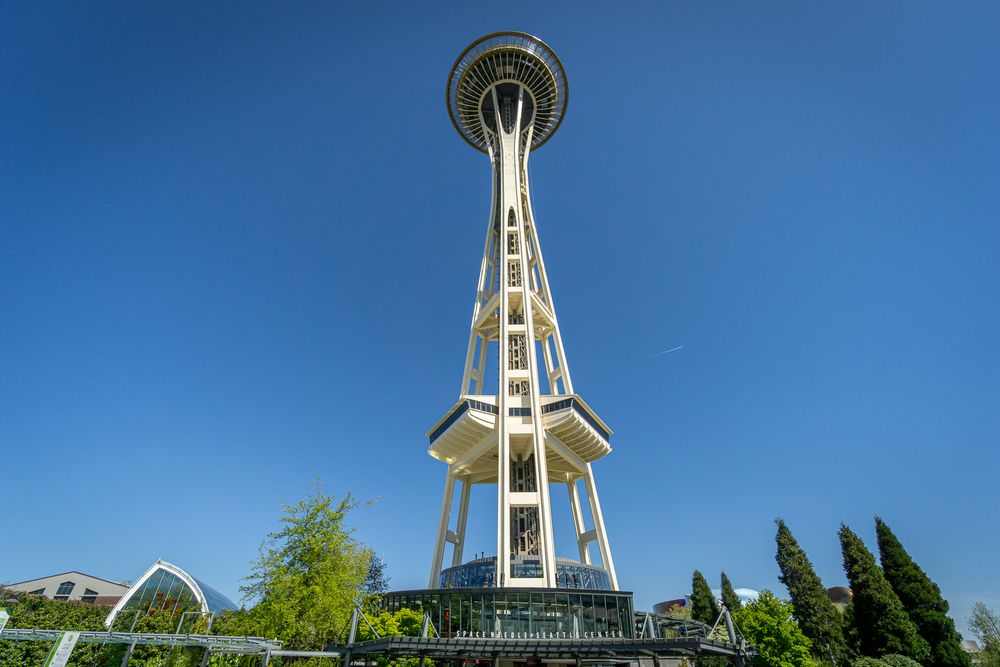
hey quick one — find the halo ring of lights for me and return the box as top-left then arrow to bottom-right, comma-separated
447,31 -> 568,153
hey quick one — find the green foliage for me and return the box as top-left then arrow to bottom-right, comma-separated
839,524 -> 929,662
691,570 -> 721,625
356,608 -> 430,640
667,603 -> 692,619
354,608 -> 431,667
852,655 -> 922,667
0,594 -> 213,667
0,594 -> 109,667
843,602 -> 861,656
875,518 -> 969,667
879,654 -> 923,667
968,602 -> 1000,667
734,590 -> 814,667
234,483 -> 376,651
853,658 -> 888,667
774,519 -> 850,665
722,572 -> 743,612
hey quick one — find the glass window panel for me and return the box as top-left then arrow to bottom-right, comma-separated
460,594 -> 471,636
161,573 -> 186,614
581,594 -> 596,634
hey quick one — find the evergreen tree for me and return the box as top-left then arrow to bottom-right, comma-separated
775,519 -> 849,664
691,569 -> 721,625
876,517 -> 970,667
722,571 -> 743,612
839,524 -> 929,662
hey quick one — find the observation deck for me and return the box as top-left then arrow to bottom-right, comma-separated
447,31 -> 568,153
427,394 -> 612,483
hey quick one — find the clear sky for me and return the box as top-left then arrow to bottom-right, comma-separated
2,1 -> 997,636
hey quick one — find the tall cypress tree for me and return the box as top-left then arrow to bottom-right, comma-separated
721,571 -> 742,612
691,569 -> 721,625
876,517 -> 970,667
839,524 -> 930,662
775,519 -> 848,664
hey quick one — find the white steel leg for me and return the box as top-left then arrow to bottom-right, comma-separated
583,464 -> 618,589
429,469 -> 456,588
567,479 -> 590,564
452,478 -> 471,566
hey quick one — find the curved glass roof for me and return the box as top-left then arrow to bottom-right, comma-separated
104,559 -> 236,628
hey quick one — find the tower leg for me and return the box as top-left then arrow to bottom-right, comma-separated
567,479 -> 590,565
452,478 -> 471,566
583,464 -> 618,589
429,468 -> 457,588
496,422 -> 510,587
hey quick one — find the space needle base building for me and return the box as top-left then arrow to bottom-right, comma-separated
382,30 -> 634,640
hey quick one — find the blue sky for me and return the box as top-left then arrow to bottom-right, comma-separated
2,1 -> 998,635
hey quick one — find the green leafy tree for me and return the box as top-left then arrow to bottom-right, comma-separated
734,590 -> 814,667
235,483 -> 376,651
691,570 -> 721,625
968,602 -> 1000,667
839,525 -> 929,662
722,572 -> 743,612
775,519 -> 849,665
875,517 -> 969,667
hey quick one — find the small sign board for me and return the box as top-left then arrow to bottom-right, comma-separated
0,608 -> 9,632
43,631 -> 80,667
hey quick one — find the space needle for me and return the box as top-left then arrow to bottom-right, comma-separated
427,32 -> 618,592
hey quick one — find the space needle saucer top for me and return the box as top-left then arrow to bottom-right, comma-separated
446,31 -> 568,154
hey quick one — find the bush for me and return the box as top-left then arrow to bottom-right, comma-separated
851,656 -> 922,667
0,593 -> 237,667
852,658 -> 886,667
878,655 -> 922,667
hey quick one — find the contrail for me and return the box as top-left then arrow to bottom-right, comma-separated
650,345 -> 685,358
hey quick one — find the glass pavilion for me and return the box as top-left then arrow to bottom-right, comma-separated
104,560 -> 236,628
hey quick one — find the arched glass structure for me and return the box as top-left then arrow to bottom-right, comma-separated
104,560 -> 236,628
